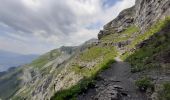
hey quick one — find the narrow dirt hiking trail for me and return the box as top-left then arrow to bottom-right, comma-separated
78,57 -> 147,100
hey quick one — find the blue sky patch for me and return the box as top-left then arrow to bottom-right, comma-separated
102,0 -> 120,9
86,21 -> 103,30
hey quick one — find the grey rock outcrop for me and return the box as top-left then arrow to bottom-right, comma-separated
135,0 -> 170,31
98,0 -> 170,39
98,6 -> 135,39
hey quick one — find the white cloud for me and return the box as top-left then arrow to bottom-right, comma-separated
22,0 -> 41,8
0,0 -> 135,54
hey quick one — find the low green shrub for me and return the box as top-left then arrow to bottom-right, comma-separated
135,77 -> 154,92
159,82 -> 170,100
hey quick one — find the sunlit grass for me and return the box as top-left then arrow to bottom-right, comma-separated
121,17 -> 170,72
30,49 -> 60,69
101,25 -> 139,43
51,46 -> 118,100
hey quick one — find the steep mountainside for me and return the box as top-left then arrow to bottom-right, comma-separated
1,0 -> 170,100
0,46 -> 77,99
0,39 -> 102,100
12,46 -> 77,100
51,0 -> 170,99
94,0 -> 170,100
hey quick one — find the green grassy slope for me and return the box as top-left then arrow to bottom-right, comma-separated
51,46 -> 117,100
50,24 -> 141,100
101,25 -> 139,43
51,17 -> 170,100
122,17 -> 170,72
30,49 -> 61,69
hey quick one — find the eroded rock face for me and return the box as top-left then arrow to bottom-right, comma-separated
98,0 -> 170,39
108,6 -> 135,30
98,7 -> 135,39
135,0 -> 170,31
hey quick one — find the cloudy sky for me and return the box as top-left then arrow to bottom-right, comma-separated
0,0 -> 135,54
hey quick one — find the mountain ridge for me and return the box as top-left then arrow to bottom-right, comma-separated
0,0 -> 170,100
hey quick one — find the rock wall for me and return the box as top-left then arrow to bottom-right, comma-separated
98,6 -> 135,39
98,0 -> 170,39
135,0 -> 170,31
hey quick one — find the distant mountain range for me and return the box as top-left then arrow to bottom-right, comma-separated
0,50 -> 38,72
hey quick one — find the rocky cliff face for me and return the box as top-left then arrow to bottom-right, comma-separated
135,0 -> 170,31
98,0 -> 170,39
98,6 -> 135,39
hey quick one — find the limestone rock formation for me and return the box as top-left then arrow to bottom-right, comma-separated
98,0 -> 170,39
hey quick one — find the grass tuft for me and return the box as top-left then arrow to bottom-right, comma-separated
135,77 -> 154,92
158,82 -> 170,100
